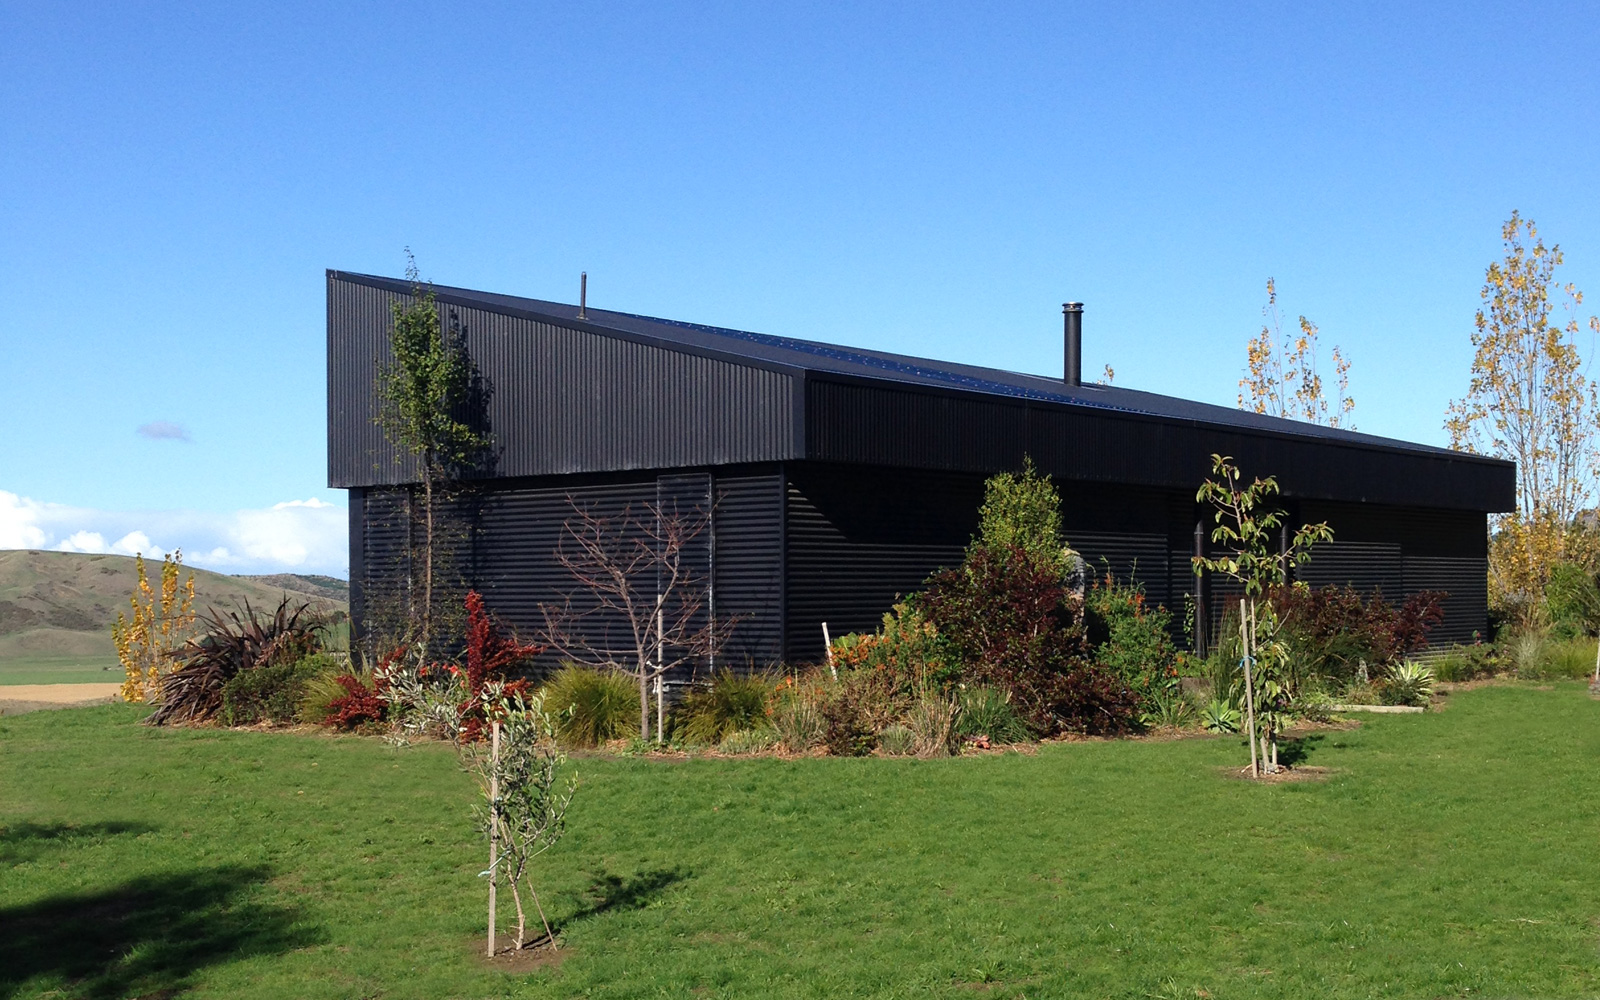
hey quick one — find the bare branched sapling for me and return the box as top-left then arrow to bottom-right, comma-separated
539,499 -> 735,741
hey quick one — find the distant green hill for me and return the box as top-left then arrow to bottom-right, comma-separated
0,550 -> 348,685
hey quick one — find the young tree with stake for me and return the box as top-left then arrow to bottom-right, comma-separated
469,681 -> 576,953
374,254 -> 490,655
1194,455 -> 1331,777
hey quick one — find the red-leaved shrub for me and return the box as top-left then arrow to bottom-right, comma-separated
326,673 -> 385,729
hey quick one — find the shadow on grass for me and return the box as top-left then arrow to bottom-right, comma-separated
0,820 -> 157,864
1277,734 -> 1326,767
557,867 -> 690,933
0,864 -> 318,999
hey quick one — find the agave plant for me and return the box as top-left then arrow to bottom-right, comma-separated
1381,661 -> 1435,708
1201,698 -> 1242,734
148,598 -> 326,726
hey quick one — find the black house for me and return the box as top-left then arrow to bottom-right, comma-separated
328,270 -> 1515,667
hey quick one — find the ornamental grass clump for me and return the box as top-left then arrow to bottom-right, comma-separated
673,670 -> 775,746
954,686 -> 1033,744
540,664 -> 638,748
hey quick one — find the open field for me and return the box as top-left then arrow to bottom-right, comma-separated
5,683 -> 1600,999
0,550 -> 347,685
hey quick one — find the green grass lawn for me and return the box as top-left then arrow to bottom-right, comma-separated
4,683 -> 1600,999
0,653 -> 121,686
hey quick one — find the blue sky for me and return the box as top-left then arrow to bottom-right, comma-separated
1,1 -> 1596,576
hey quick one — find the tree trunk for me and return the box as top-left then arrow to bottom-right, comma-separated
422,470 -> 435,654
1242,599 -> 1260,779
639,671 -> 650,741
510,878 -> 527,950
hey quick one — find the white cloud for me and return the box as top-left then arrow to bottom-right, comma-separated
54,530 -> 109,553
137,421 -> 192,442
0,491 -> 50,549
0,489 -> 348,576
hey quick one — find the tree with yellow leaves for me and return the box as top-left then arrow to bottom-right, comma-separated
1446,212 -> 1600,614
1239,278 -> 1354,428
112,551 -> 197,703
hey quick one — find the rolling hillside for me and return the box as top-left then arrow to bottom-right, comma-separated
0,550 -> 348,685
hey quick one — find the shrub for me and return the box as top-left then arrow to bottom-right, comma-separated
718,726 -> 779,755
906,691 -> 958,758
673,670 -> 775,746
1546,562 -> 1600,639
541,665 -> 636,748
298,660 -> 363,724
220,652 -> 341,726
1381,661 -> 1435,707
1085,571 -> 1177,698
325,673 -> 386,729
953,686 -> 1034,744
150,598 -> 326,726
818,667 -> 906,756
830,602 -> 955,689
1273,584 -> 1446,687
876,724 -> 915,756
1432,642 -> 1501,682
920,544 -> 1140,734
1292,688 -> 1336,723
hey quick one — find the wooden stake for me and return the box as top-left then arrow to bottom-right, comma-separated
1242,600 -> 1259,779
822,622 -> 836,679
487,720 -> 500,958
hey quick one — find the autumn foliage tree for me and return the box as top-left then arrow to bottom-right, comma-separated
112,551 -> 196,703
1446,212 -> 1600,615
1240,278 -> 1354,428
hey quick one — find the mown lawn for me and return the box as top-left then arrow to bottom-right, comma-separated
3,683 -> 1600,999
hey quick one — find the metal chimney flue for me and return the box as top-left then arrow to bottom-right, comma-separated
578,272 -> 588,320
1063,302 -> 1083,386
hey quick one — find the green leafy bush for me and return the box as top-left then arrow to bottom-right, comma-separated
221,652 -> 341,726
1432,643 -> 1501,682
718,726 -> 779,755
954,686 -> 1033,744
1292,688 -> 1336,722
1085,571 -> 1177,698
1380,661 -> 1435,707
673,670 -> 775,746
541,664 -> 636,747
830,602 -> 956,689
1546,562 -> 1600,639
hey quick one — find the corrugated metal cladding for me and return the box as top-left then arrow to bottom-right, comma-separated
805,378 -> 1513,513
327,276 -> 799,489
350,470 -> 788,678
778,465 -> 1195,663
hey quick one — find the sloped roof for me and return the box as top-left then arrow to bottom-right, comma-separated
339,270 -> 1477,463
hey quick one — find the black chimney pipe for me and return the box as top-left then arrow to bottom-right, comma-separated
1063,302 -> 1083,386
